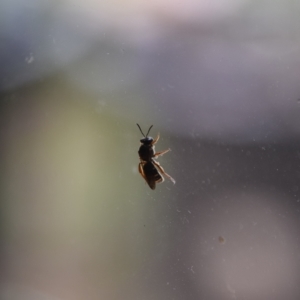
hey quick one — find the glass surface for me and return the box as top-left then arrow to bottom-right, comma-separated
1,1 -> 300,299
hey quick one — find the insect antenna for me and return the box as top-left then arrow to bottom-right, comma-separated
136,124 -> 145,137
137,124 -> 153,137
145,125 -> 153,137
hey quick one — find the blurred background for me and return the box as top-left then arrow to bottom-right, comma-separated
1,0 -> 300,299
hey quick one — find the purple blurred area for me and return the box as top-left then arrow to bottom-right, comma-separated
1,0 -> 300,299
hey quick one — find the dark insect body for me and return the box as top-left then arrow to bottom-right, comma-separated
137,124 -> 175,190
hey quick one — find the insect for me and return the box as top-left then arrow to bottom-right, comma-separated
137,124 -> 175,190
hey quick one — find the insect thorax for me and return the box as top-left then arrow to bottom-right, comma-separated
138,144 -> 155,161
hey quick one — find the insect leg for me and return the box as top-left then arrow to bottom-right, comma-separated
138,162 -> 146,180
151,133 -> 160,145
154,148 -> 171,158
152,160 -> 176,184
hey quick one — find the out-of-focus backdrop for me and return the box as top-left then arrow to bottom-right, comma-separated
1,1 -> 300,299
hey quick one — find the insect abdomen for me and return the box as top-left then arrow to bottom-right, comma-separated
143,162 -> 162,189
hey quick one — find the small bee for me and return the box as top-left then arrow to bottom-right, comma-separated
137,124 -> 175,190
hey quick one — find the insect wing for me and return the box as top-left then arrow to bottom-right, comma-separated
142,162 -> 163,190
